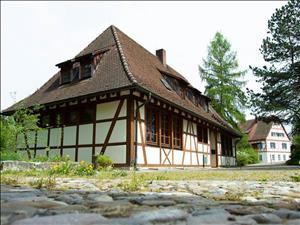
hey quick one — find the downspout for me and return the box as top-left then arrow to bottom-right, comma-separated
134,92 -> 152,170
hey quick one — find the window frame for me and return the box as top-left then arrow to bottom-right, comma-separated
172,116 -> 182,149
145,106 -> 159,145
160,111 -> 171,147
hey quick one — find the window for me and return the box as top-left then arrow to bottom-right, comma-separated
161,78 -> 172,90
278,154 -> 281,161
259,154 -> 262,161
40,115 -> 50,127
161,112 -> 170,146
221,135 -> 232,156
72,66 -> 80,81
173,116 -> 182,148
282,143 -> 287,149
80,106 -> 95,124
82,64 -> 92,79
272,154 -> 275,160
65,108 -> 78,125
270,142 -> 276,149
187,89 -> 194,102
146,107 -> 158,144
197,125 -> 208,144
283,155 -> 286,160
61,71 -> 71,84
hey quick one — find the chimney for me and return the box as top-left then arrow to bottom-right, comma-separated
156,49 -> 166,67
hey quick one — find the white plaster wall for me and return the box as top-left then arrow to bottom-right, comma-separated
18,150 -> 35,159
220,156 -> 236,166
191,153 -> 199,165
144,146 -> 160,164
48,149 -> 60,158
16,134 -> 26,149
134,101 -> 145,120
137,121 -> 146,144
173,150 -> 183,165
183,151 -> 191,165
63,148 -> 75,161
261,152 -> 291,164
95,145 -> 126,164
50,128 -> 61,147
35,149 -> 47,157
28,131 -> 36,148
78,147 -> 93,163
63,126 -> 76,146
37,129 -> 48,148
96,100 -> 127,120
79,124 -> 93,145
96,120 -> 126,144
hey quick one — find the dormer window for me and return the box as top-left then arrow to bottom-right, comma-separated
72,62 -> 80,81
61,70 -> 71,84
82,64 -> 92,79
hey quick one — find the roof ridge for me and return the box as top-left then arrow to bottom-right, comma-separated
111,25 -> 137,84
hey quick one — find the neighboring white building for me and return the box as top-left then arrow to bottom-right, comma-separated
240,119 -> 291,164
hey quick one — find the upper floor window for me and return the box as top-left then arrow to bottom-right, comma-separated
146,107 -> 159,144
270,142 -> 276,149
72,64 -> 80,81
61,71 -> 71,84
80,106 -> 95,124
282,143 -> 287,149
82,64 -> 92,79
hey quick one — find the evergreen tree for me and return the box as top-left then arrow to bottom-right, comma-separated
199,32 -> 247,129
248,0 -> 300,134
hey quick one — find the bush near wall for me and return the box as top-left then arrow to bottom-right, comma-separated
236,134 -> 259,166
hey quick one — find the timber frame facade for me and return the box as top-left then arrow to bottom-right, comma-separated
3,25 -> 240,168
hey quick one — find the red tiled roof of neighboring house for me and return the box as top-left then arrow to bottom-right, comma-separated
239,119 -> 273,141
3,25 -> 240,136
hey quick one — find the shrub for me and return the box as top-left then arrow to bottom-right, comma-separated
96,154 -> 113,169
49,161 -> 73,175
0,151 -> 25,161
236,134 -> 259,166
74,160 -> 95,176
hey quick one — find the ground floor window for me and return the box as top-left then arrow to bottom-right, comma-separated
161,112 -> 170,147
173,116 -> 182,148
283,155 -> 286,160
272,154 -> 275,161
259,154 -> 262,161
278,154 -> 281,161
146,107 -> 159,144
221,134 -> 233,156
145,106 -> 182,148
197,125 -> 208,144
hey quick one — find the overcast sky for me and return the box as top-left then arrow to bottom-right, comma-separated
1,1 -> 286,119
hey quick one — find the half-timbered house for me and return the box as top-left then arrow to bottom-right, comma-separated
3,25 -> 240,168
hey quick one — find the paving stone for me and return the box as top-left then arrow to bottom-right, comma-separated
133,199 -> 176,206
54,193 -> 83,205
87,193 -> 114,202
225,205 -> 275,215
89,201 -> 136,217
11,213 -> 108,225
248,213 -> 282,224
132,208 -> 188,224
274,209 -> 300,219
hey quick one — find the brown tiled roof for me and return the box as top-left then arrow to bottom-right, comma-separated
3,25 -> 240,136
240,119 -> 273,141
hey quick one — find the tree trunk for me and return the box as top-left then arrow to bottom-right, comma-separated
23,133 -> 32,160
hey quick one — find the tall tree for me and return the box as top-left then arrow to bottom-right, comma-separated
248,0 -> 300,135
199,32 -> 247,129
